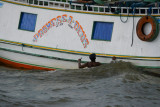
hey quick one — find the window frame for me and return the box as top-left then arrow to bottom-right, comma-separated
18,12 -> 37,32
91,21 -> 114,41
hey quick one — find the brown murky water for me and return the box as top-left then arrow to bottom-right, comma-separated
0,62 -> 160,107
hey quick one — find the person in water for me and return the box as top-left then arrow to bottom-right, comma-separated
111,56 -> 117,63
78,53 -> 101,68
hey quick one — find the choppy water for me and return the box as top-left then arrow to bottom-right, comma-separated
0,62 -> 160,107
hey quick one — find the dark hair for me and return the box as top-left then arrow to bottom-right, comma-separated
89,53 -> 96,62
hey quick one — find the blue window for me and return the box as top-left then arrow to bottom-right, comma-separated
0,3 -> 3,8
18,12 -> 37,32
92,21 -> 114,41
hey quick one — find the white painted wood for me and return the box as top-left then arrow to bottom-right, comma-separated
0,0 -> 160,69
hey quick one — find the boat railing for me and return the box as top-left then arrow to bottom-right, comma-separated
7,0 -> 160,15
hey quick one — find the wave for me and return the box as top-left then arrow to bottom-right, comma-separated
58,61 -> 138,77
53,61 -> 160,83
0,61 -> 159,83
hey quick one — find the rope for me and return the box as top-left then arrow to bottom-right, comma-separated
131,13 -> 135,47
69,0 -> 72,5
22,44 -> 25,51
147,6 -> 152,15
119,1 -> 131,23
131,4 -> 136,47
120,7 -> 130,23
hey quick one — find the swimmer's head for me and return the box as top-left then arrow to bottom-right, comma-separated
89,53 -> 96,62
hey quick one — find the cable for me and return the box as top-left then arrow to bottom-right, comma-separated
131,8 -> 135,47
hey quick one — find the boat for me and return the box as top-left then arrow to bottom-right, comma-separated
0,0 -> 160,70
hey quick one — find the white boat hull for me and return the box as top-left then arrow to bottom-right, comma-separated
0,0 -> 160,70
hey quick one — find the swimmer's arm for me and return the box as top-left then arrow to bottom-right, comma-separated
78,59 -> 88,68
